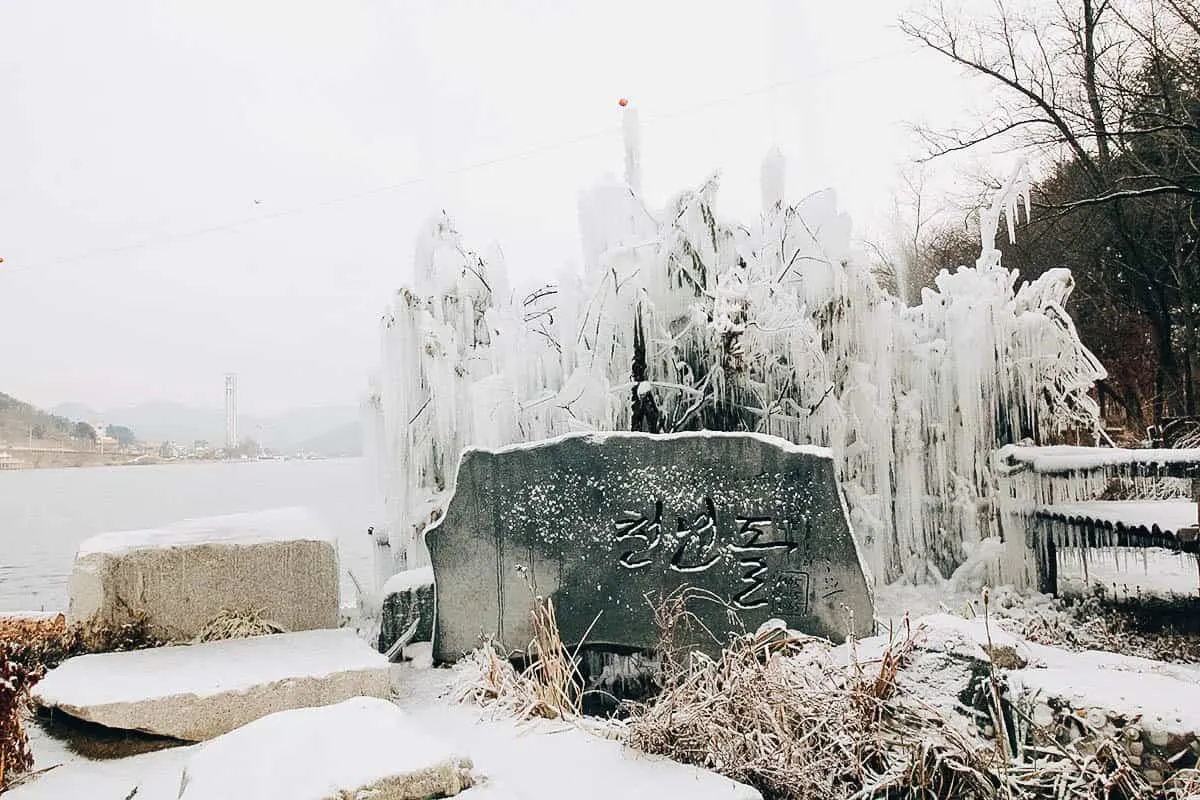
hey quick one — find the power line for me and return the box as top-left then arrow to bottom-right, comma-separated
1,47 -> 914,277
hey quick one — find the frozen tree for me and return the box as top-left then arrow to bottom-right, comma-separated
373,109 -> 1105,592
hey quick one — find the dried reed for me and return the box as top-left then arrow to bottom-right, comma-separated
193,609 -> 286,643
455,593 -> 584,720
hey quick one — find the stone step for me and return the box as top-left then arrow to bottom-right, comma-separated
178,697 -> 472,800
15,654 -> 759,800
33,629 -> 390,741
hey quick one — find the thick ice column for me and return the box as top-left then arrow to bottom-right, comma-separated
622,106 -> 642,195
761,147 -> 786,212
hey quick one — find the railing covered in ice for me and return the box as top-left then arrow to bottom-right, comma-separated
995,445 -> 1200,593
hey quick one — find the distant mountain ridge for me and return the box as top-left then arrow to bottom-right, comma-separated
0,392 -> 74,447
51,401 -> 363,456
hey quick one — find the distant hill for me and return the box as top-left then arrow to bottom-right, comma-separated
0,392 -> 75,448
292,421 -> 364,458
51,401 -> 362,456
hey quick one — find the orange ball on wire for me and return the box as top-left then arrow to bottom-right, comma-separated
618,97 -> 629,107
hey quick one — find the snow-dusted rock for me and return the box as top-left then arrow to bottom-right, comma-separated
33,629 -> 390,741
378,566 -> 435,653
68,507 -> 338,643
844,612 -> 1032,668
178,697 -> 473,800
1007,655 -> 1200,784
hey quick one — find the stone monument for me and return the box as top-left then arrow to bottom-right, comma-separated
426,431 -> 874,662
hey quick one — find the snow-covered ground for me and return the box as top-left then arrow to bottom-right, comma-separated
11,644 -> 759,800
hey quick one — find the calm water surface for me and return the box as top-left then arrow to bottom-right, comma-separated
0,458 -> 382,612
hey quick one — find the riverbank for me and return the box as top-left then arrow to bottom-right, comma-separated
0,451 -> 325,471
0,449 -> 143,470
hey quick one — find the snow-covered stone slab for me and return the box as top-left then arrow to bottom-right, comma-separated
33,629 -> 390,741
178,697 -> 472,800
68,507 -> 338,642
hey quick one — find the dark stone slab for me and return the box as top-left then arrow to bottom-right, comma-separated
376,567 -> 435,653
426,432 -> 874,663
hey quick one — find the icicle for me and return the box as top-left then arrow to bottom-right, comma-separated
761,147 -> 786,212
371,142 -> 1102,590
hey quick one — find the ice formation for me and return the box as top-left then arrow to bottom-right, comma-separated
367,109 -> 1107,590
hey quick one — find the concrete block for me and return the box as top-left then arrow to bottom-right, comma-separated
68,507 -> 338,642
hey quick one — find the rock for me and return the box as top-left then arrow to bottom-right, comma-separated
378,566 -> 435,653
1006,661 -> 1200,778
178,697 -> 473,800
427,431 -> 874,662
68,507 -> 338,643
33,629 -> 390,741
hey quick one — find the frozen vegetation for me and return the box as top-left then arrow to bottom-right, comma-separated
369,108 -> 1106,590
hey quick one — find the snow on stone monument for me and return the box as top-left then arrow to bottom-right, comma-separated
427,431 -> 874,662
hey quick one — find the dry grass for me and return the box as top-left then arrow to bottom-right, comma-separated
456,594 -> 584,720
193,609 -> 286,643
1019,592 -> 1200,663
1165,768 -> 1200,798
0,612 -> 163,791
1,616 -> 65,792
1,639 -> 45,791
455,587 -> 1181,799
624,593 -> 1163,800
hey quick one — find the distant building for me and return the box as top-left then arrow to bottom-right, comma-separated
224,374 -> 238,450
92,423 -> 118,451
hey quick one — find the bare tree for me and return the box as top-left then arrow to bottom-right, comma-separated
902,0 -> 1200,424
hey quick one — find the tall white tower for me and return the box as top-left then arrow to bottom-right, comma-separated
224,374 -> 238,450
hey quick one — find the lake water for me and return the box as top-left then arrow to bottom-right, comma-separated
0,458 -> 384,613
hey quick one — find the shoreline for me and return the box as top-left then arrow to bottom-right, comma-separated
0,454 -> 335,472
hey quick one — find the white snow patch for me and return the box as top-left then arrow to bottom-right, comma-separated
1057,546 -> 1200,599
469,429 -> 832,459
381,565 -> 435,596
1007,666 -> 1200,737
76,507 -> 334,557
999,445 -> 1200,475
178,697 -> 471,800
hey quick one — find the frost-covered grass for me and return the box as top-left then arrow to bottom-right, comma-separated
455,585 -> 1200,799
455,593 -> 585,721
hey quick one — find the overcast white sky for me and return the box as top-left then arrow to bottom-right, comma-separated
0,0 -> 986,415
